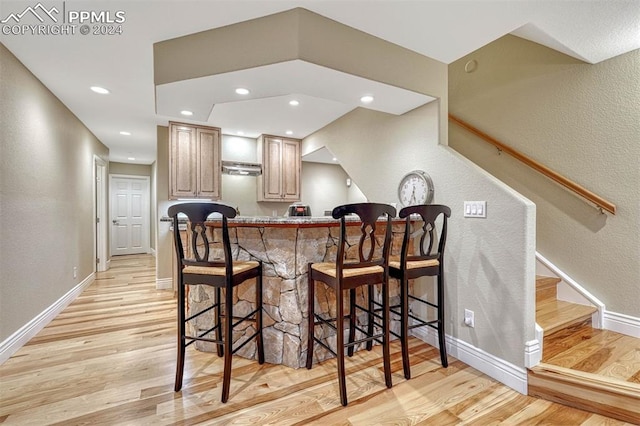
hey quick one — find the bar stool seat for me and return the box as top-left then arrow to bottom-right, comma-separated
389,257 -> 439,270
310,263 -> 385,278
183,261 -> 259,276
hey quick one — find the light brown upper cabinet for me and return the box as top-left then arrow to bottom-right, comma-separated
257,135 -> 301,202
169,122 -> 221,200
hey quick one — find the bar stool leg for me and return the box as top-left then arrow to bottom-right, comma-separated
400,275 -> 411,379
382,280 -> 392,388
347,288 -> 356,357
336,287 -> 348,406
437,274 -> 448,367
215,287 -> 223,357
221,287 -> 234,403
366,285 -> 374,351
256,272 -> 265,364
175,282 -> 186,391
306,267 -> 315,369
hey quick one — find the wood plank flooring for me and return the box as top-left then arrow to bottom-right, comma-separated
0,254 -> 634,425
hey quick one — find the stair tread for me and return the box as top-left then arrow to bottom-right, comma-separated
536,299 -> 597,335
536,275 -> 561,287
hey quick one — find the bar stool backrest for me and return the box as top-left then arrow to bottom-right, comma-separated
398,204 -> 451,266
332,202 -> 397,273
167,202 -> 237,277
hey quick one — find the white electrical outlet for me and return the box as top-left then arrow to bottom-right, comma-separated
73,266 -> 78,279
464,201 -> 487,218
464,309 -> 475,327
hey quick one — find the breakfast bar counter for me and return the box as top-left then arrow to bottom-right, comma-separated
187,216 -> 406,368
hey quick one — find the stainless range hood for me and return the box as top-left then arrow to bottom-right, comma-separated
221,161 -> 262,176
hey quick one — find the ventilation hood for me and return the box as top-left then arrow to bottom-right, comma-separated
221,161 -> 262,176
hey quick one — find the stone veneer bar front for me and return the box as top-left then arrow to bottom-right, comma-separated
186,216 -> 407,369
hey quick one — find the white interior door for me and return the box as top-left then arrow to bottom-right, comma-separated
110,175 -> 150,256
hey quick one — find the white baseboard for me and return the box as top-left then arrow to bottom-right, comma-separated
0,273 -> 95,365
149,248 -> 157,257
412,327 -> 528,395
525,323 -> 544,368
156,277 -> 173,290
604,311 -> 640,338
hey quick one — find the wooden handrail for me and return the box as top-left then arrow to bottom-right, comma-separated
449,114 -> 616,215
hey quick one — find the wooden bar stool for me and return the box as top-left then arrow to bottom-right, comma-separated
168,202 -> 264,403
306,202 -> 396,406
389,204 -> 451,379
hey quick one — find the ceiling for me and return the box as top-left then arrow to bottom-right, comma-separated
2,1 -> 639,164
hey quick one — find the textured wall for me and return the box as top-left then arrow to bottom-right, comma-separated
449,35 -> 640,317
301,162 -> 351,217
0,44 -> 109,341
109,161 -> 152,177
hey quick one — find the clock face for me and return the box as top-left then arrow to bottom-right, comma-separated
398,170 -> 434,207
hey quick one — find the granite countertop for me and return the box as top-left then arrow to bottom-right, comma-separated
160,215 -> 338,223
161,215 -> 404,228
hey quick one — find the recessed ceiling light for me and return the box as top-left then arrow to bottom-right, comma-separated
127,157 -> 135,161
285,130 -> 293,135
119,131 -> 131,136
90,86 -> 109,94
235,88 -> 250,95
180,110 -> 193,116
289,100 -> 299,106
360,95 -> 374,104
332,157 -> 338,162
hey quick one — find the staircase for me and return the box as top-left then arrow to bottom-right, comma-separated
528,276 -> 640,423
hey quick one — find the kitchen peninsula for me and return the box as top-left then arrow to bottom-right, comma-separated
185,215 -> 407,369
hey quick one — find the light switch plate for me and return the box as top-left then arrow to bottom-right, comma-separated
464,201 -> 487,218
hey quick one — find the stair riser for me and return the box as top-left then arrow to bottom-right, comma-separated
536,284 -> 557,304
544,314 -> 593,337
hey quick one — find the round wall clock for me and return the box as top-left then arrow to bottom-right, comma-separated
397,170 -> 434,207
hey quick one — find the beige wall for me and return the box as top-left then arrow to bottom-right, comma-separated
156,126 -> 173,283
0,44 -> 109,342
303,102 -> 536,368
449,36 -> 640,317
302,162 -> 344,215
109,161 -> 152,177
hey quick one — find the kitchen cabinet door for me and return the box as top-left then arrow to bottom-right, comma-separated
280,138 -> 300,201
169,122 -> 221,200
257,135 -> 301,202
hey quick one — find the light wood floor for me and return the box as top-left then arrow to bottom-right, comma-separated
0,254 -> 633,425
